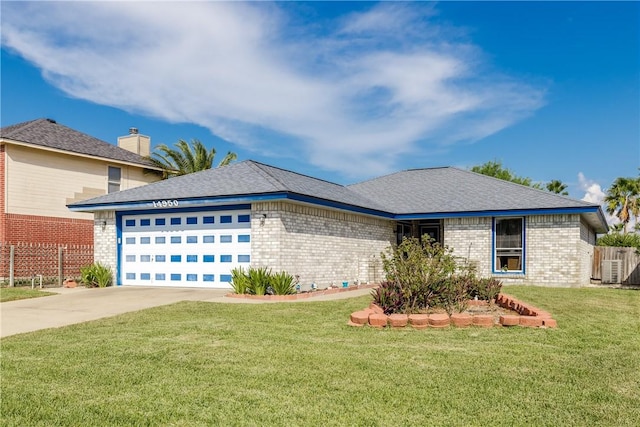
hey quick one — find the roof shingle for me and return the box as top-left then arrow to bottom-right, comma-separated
0,118 -> 156,167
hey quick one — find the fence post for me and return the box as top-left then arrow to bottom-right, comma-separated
58,246 -> 64,287
9,245 -> 14,287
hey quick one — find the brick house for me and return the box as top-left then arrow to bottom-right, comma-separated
1,118 -> 164,282
69,160 -> 607,288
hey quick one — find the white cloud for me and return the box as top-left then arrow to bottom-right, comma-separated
578,172 -> 625,230
2,2 -> 546,178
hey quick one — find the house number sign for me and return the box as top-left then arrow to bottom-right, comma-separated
152,200 -> 179,208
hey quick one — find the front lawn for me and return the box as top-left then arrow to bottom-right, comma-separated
1,286 -> 639,426
0,287 -> 56,302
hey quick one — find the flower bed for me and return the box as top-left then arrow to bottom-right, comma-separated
349,293 -> 557,329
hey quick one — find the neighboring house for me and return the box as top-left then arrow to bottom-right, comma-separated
68,160 -> 608,289
0,118 -> 162,247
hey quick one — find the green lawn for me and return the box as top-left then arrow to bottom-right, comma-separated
0,286 -> 56,302
1,286 -> 639,426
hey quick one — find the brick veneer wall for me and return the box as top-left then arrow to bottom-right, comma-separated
251,201 -> 395,288
444,217 -> 492,277
444,213 -> 595,287
2,213 -> 93,246
93,210 -> 117,274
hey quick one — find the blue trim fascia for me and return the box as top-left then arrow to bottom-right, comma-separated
115,214 -> 123,286
286,193 -> 394,218
69,193 -> 287,212
394,206 -> 601,221
69,192 -> 395,218
114,204 -> 251,217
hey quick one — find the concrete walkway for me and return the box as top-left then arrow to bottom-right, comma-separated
1,286 -> 372,338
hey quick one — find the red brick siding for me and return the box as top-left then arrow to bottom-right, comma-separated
2,213 -> 93,246
0,144 -> 6,241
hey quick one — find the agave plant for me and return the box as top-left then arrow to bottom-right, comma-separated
247,266 -> 272,296
230,267 -> 250,294
269,271 -> 297,295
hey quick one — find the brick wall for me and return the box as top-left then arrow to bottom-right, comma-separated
445,213 -> 594,287
93,210 -> 117,273
2,213 -> 93,246
444,217 -> 492,277
251,201 -> 395,288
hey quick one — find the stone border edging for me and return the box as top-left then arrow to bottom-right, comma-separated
226,283 -> 377,301
349,293 -> 557,329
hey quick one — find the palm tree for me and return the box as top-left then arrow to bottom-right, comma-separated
545,179 -> 569,195
148,139 -> 237,179
604,177 -> 640,233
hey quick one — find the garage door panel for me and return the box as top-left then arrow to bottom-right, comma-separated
120,209 -> 251,288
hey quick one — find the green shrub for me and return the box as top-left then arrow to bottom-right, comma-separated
230,267 -> 250,294
269,271 -> 297,295
371,281 -> 405,315
376,236 -> 502,314
79,263 -> 113,288
597,232 -> 640,252
230,267 -> 299,296
247,266 -> 271,296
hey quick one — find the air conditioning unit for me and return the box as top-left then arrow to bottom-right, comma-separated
602,259 -> 622,284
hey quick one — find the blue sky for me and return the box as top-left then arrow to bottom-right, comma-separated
1,1 -> 638,213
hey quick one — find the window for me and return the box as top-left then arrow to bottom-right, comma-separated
155,218 -> 166,226
140,219 -> 151,226
494,217 -> 524,272
203,216 -> 215,224
238,214 -> 250,223
125,219 -> 135,227
170,218 -> 181,225
220,235 -> 232,243
238,235 -> 250,243
187,217 -> 198,225
220,215 -> 232,224
108,166 -> 121,193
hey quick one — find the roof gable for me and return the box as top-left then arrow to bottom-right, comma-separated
68,161 -> 608,232
0,118 -> 156,168
347,167 -> 597,214
69,160 -> 388,212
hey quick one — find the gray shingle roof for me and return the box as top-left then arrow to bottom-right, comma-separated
347,167 -> 598,214
0,118 -> 157,168
70,160 -> 389,212
69,161 -> 607,232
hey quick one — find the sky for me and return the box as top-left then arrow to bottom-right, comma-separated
1,1 -> 638,223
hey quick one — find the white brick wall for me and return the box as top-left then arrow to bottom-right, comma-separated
93,210 -> 117,273
251,201 -> 394,288
92,205 -> 596,288
445,214 -> 595,287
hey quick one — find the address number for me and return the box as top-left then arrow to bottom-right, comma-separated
152,200 -> 179,208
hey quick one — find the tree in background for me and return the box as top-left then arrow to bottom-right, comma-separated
470,160 -> 538,187
604,176 -> 640,233
148,139 -> 237,179
545,179 -> 569,195
470,160 -> 570,193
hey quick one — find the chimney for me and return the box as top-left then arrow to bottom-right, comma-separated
118,127 -> 150,157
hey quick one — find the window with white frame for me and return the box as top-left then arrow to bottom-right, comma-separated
108,166 -> 121,193
494,217 -> 524,272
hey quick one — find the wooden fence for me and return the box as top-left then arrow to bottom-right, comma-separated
592,246 -> 640,285
0,242 -> 93,287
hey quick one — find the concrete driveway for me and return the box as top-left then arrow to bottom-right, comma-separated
1,286 -> 373,338
0,286 -> 229,338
